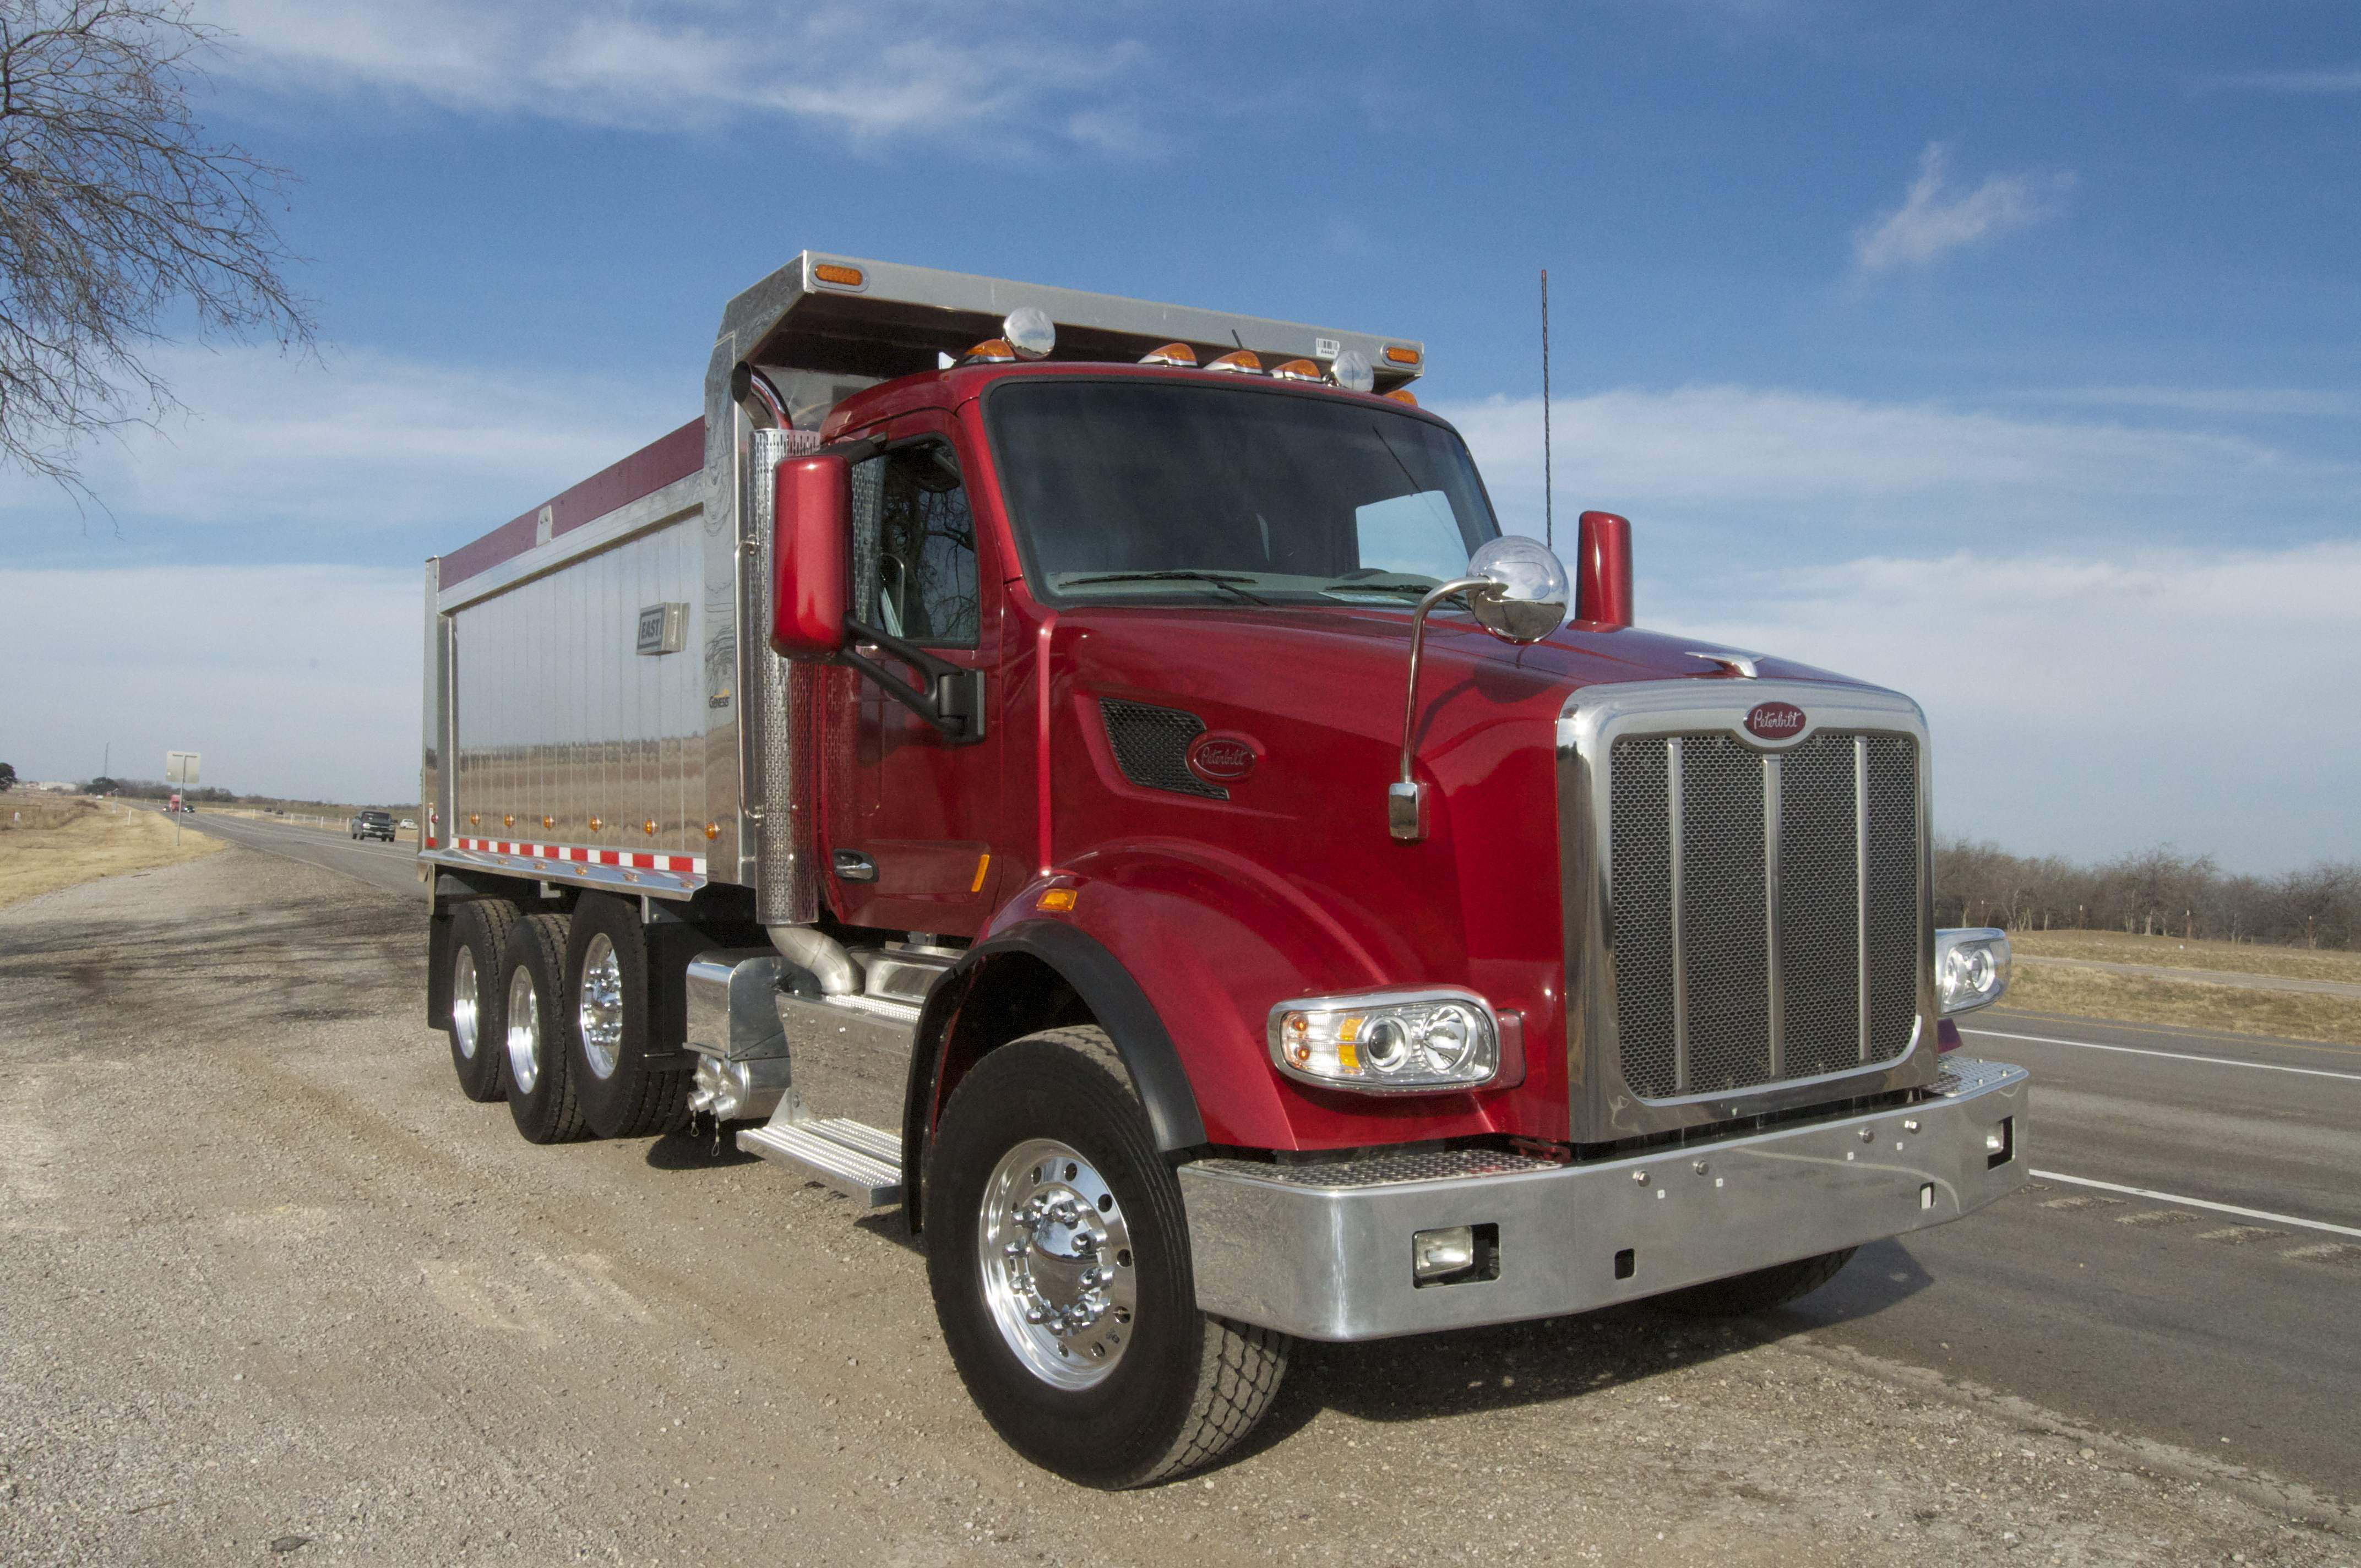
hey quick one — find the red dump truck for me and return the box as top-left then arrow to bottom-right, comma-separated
418,253 -> 2023,1487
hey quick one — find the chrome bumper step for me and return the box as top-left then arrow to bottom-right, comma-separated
738,1117 -> 904,1209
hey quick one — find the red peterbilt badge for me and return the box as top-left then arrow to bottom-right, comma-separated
1187,732 -> 1260,783
1745,702 -> 1807,739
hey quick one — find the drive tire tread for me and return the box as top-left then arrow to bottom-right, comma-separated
502,912 -> 587,1144
447,899 -> 519,1102
1654,1246 -> 1857,1317
926,1025 -> 1287,1489
563,895 -> 691,1140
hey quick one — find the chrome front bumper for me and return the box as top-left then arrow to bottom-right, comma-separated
1180,1056 -> 2026,1342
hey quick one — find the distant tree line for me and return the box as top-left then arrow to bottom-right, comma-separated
1937,838 -> 2357,950
83,776 -> 235,803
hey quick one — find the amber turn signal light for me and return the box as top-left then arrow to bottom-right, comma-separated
1035,887 -> 1078,912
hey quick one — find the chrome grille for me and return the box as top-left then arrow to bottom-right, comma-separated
1609,730 -> 1919,1099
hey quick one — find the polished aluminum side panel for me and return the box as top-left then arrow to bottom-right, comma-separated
1557,680 -> 1938,1144
1183,1057 -> 2026,1341
420,557 -> 447,856
436,495 -> 723,878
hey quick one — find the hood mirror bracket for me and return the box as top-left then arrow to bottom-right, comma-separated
1390,538 -> 1570,843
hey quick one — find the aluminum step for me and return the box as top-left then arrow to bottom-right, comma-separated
738,1117 -> 904,1209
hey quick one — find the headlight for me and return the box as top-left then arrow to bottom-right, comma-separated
1935,928 -> 2011,1015
1267,989 -> 1500,1093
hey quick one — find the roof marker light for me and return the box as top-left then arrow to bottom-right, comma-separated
812,262 -> 867,290
960,337 -> 1019,364
1140,342 -> 1198,367
1205,349 -> 1264,375
1329,349 -> 1375,393
1270,358 -> 1325,382
1384,388 -> 1419,407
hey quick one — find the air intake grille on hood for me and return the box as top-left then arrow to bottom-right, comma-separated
1100,700 -> 1227,799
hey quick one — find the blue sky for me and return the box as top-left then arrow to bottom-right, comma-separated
4,1 -> 2355,870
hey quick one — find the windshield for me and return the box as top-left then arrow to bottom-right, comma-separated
987,379 -> 1500,605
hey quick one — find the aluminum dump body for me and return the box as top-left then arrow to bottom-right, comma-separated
418,252 -> 1422,900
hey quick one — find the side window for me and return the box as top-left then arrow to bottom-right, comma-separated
850,442 -> 980,647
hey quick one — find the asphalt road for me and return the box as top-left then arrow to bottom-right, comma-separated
162,817 -> 2361,1502
174,809 -> 426,899
1792,1009 -> 2360,1498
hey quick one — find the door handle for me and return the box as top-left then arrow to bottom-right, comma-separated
832,849 -> 877,883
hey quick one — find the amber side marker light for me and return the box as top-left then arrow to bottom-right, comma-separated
541,815 -> 554,830
812,262 -> 866,289
1383,345 -> 1422,367
1036,887 -> 1078,912
971,853 -> 992,892
642,819 -> 659,836
589,816 -> 603,831
704,822 -> 720,841
1140,342 -> 1198,367
502,815 -> 515,829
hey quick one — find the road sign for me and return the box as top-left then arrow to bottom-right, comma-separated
166,751 -> 200,786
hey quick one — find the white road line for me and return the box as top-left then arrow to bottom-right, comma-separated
1962,1028 -> 2361,1084
2029,1171 -> 2361,1242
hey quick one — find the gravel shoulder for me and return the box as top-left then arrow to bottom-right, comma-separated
2,849 -> 2352,1567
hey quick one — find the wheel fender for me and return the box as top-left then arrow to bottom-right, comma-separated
900,920 -> 1206,1231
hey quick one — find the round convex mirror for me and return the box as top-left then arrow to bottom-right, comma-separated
1465,536 -> 1569,644
1003,307 -> 1056,361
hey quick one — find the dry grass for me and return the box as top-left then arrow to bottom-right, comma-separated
2004,959 -> 2361,1049
2010,928 -> 2361,984
0,798 -> 224,908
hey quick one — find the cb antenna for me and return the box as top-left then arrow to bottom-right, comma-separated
1541,268 -> 1553,551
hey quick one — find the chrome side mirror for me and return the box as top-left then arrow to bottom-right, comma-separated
1388,537 -> 1571,841
1464,536 -> 1570,644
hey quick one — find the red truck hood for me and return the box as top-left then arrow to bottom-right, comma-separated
1059,603 -> 1874,754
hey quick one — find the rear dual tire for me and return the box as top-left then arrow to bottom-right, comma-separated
563,895 -> 690,1140
445,900 -> 518,1102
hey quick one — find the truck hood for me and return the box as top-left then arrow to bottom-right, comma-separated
1058,603 -> 1876,757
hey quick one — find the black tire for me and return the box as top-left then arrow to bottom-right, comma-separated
563,894 -> 690,1139
445,899 -> 518,1102
1653,1248 -> 1858,1317
499,912 -> 587,1144
924,1026 -> 1287,1489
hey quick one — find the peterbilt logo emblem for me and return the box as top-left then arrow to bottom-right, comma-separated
1745,702 -> 1807,740
1187,733 -> 1260,783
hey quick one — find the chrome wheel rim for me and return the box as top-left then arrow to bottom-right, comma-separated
977,1138 -> 1136,1390
451,947 -> 480,1061
505,965 -> 541,1095
576,933 -> 623,1080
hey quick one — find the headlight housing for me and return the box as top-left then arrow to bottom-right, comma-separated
1267,989 -> 1501,1093
1935,927 -> 2011,1015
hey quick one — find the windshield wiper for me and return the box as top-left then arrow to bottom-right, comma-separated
1319,578 -> 1439,598
1057,570 -> 1269,605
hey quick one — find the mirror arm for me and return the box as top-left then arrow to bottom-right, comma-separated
840,619 -> 987,745
1389,576 -> 1494,842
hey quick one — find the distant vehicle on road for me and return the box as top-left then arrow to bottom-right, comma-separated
351,810 -> 396,842
399,819 -> 417,831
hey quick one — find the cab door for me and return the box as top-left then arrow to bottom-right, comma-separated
820,412 -> 1006,936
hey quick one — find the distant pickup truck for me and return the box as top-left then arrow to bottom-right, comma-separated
351,810 -> 396,842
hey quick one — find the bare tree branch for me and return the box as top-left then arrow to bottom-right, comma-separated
0,0 -> 313,505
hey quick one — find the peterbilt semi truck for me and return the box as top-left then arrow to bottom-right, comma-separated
418,253 -> 2025,1489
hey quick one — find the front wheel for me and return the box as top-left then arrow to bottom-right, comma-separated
924,1027 -> 1287,1489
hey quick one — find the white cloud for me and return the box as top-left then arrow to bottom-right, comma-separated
203,0 -> 1153,149
1439,386 -> 2348,549
1655,542 -> 2361,872
0,565 -> 419,802
1853,143 -> 2072,273
0,343 -> 679,535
